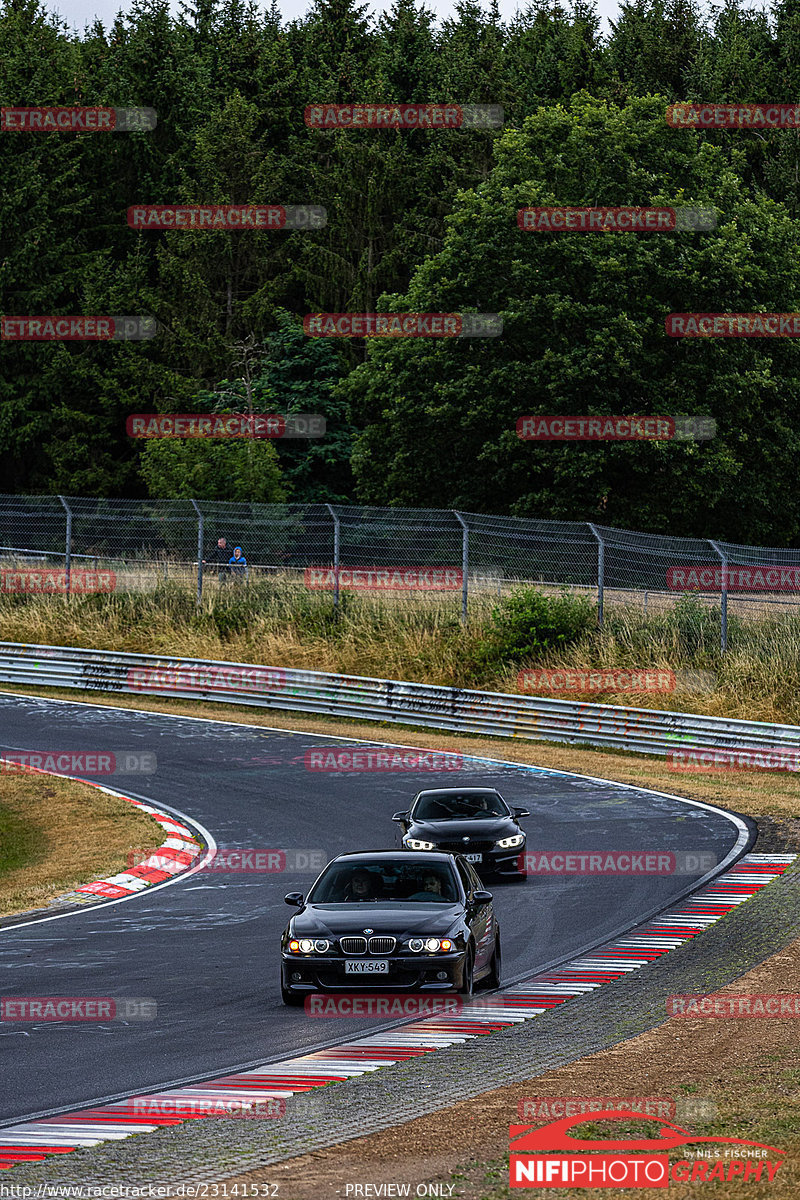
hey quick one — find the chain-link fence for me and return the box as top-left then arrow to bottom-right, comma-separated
1,495 -> 800,649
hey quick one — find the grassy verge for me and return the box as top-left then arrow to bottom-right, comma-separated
1,585 -> 799,724
0,771 -> 166,918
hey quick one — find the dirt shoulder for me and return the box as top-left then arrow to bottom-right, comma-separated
220,936 -> 800,1200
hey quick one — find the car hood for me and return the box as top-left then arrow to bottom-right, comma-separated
290,904 -> 462,937
409,817 -> 519,841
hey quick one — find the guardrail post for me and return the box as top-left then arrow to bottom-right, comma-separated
58,496 -> 72,595
709,540 -> 728,653
587,523 -> 604,628
454,512 -> 469,623
190,499 -> 203,606
326,504 -> 340,615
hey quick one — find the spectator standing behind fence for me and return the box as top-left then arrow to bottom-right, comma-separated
204,537 -> 230,584
228,546 -> 248,583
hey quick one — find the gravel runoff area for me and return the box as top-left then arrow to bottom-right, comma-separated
4,819 -> 798,1195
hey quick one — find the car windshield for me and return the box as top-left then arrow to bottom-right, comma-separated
413,791 -> 508,820
308,862 -> 458,903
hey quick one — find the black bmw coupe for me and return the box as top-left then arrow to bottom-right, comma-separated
280,850 -> 500,1005
393,787 -> 529,876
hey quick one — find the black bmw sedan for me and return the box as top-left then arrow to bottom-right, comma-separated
280,850 -> 500,1005
393,787 -> 529,877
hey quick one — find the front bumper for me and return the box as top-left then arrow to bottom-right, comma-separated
281,950 -> 467,993
401,842 -> 525,876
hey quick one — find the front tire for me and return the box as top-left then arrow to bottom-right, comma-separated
459,948 -> 475,996
485,936 -> 501,989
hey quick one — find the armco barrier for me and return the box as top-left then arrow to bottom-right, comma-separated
1,642 -> 799,758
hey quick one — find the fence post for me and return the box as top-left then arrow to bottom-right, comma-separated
326,504 -> 340,614
58,496 -> 72,595
709,540 -> 728,652
190,499 -> 203,606
454,512 -> 469,623
587,523 -> 604,628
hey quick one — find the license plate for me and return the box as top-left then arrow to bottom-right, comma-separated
465,853 -> 483,863
345,960 -> 389,974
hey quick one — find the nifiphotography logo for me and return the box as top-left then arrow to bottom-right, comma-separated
509,1111 -> 785,1188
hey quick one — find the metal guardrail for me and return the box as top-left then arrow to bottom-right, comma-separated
0,641 -> 798,759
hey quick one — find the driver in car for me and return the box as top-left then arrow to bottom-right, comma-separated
345,869 -> 379,900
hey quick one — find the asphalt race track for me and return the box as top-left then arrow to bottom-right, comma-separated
0,692 -> 750,1126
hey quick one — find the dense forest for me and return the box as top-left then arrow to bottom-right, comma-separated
3,0 -> 800,542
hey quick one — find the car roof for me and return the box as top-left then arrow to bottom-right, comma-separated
329,850 -> 458,864
413,787 -> 503,796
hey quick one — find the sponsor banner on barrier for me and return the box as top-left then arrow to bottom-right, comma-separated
517,207 -> 716,232
127,204 -> 326,230
1,316 -> 157,341
126,413 -> 326,439
126,664 -> 286,693
668,994 -> 800,1017
667,103 -> 800,128
0,569 -> 117,593
0,751 -> 156,775
519,850 -> 716,876
1,106 -> 156,131
666,312 -> 800,337
517,668 -> 716,694
667,747 -> 800,772
304,748 -> 462,772
131,1098 -> 285,1119
0,997 -> 157,1021
305,566 -> 463,591
304,103 -> 503,129
304,994 -> 463,1017
667,564 -> 800,592
303,313 -> 502,338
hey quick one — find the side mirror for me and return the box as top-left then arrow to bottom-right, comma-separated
284,892 -> 304,907
513,808 -> 530,818
391,811 -> 409,822
473,890 -> 493,904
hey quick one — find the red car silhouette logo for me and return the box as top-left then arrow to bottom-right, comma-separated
510,1111 -> 785,1156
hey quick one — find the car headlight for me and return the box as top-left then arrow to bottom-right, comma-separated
495,833 -> 525,849
288,938 -> 330,954
404,838 -> 435,850
408,937 -> 453,953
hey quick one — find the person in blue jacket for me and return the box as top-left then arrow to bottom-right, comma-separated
228,546 -> 248,583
